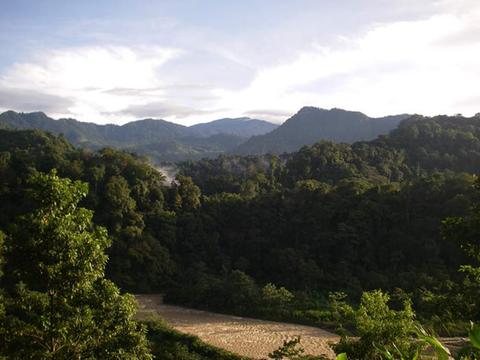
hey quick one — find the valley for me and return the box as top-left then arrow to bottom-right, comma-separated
2,1 -> 480,358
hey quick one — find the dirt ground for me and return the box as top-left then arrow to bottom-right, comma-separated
136,294 -> 339,359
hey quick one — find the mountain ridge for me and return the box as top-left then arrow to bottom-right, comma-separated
0,110 -> 277,161
233,107 -> 410,155
0,107 -> 411,161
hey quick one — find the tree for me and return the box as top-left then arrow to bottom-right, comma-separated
332,290 -> 417,360
269,337 -> 328,360
269,337 -> 306,360
0,171 -> 152,359
260,283 -> 294,315
174,176 -> 201,211
223,270 -> 259,314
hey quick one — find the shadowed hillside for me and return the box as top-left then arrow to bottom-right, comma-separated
233,107 -> 409,155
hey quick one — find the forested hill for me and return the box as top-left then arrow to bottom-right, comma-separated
233,107 -> 410,155
0,110 -> 275,162
184,113 -> 480,194
190,117 -> 278,137
0,110 -> 189,147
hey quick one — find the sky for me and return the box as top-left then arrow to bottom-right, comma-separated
0,0 -> 479,125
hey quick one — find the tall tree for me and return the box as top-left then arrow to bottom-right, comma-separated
0,171 -> 152,359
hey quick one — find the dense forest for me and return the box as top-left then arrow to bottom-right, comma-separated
1,113 -> 480,358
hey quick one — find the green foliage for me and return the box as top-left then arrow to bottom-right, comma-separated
174,175 -> 201,211
261,283 -> 295,313
333,290 -> 417,360
456,322 -> 480,359
268,336 -> 329,360
442,178 -> 480,322
0,231 -> 4,334
328,292 -> 354,333
418,328 -> 451,360
268,337 -> 306,360
0,171 -> 152,359
166,269 -> 260,316
470,323 -> 480,349
0,130 -> 175,292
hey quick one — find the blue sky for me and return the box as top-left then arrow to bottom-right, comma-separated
0,0 -> 479,125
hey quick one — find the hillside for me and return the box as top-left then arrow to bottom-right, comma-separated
233,107 -> 410,155
190,117 -> 278,137
0,110 -> 192,147
0,111 -> 274,162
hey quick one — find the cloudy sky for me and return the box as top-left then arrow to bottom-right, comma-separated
0,0 -> 479,125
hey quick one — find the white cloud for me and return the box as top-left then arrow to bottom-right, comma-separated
243,109 -> 294,123
118,101 -> 219,119
0,87 -> 74,113
0,46 -> 183,123
1,2 -> 480,125
212,7 -> 480,119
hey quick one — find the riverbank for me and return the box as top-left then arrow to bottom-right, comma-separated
136,294 -> 339,359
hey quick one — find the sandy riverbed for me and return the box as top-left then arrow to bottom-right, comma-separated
136,294 -> 339,359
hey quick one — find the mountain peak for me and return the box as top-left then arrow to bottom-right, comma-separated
233,107 -> 411,155
1,110 -> 49,118
297,106 -> 325,114
1,110 -> 19,116
296,107 -> 366,116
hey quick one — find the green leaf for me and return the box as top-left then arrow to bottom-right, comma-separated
336,353 -> 348,360
422,335 -> 451,360
374,343 -> 395,360
469,322 -> 480,350
414,325 -> 451,360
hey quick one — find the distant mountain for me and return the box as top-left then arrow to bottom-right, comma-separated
0,111 -> 193,148
0,108 -> 409,161
190,117 -> 277,137
0,111 -> 273,162
233,107 -> 410,155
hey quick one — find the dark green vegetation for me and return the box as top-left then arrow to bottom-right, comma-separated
234,107 -> 409,155
0,171 -> 152,359
0,169 -> 256,359
1,111 -> 480,358
173,113 -> 480,333
328,199 -> 480,359
0,110 -> 277,162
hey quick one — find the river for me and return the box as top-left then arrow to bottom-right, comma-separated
136,294 -> 339,359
